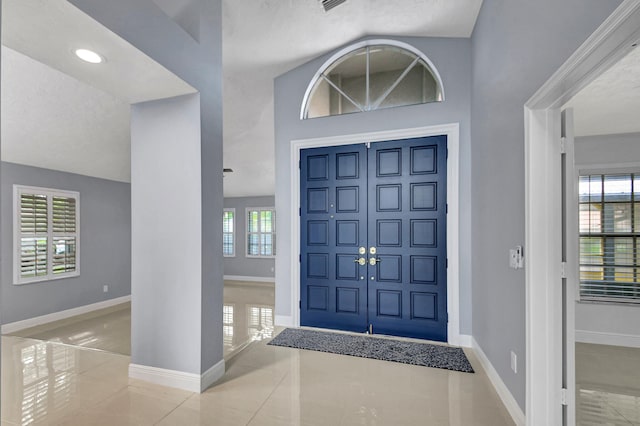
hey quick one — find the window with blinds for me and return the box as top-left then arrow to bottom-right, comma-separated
14,186 -> 79,284
246,208 -> 276,257
579,173 -> 640,303
223,209 -> 235,257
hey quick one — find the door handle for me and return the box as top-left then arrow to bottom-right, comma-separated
369,257 -> 381,266
354,257 -> 366,266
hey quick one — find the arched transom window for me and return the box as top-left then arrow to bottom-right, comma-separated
301,40 -> 444,119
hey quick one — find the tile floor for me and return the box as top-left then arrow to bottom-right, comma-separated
576,342 -> 640,425
1,281 -> 516,425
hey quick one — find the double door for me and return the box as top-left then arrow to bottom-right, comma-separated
300,136 -> 447,341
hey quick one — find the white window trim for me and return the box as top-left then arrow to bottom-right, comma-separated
245,207 -> 276,259
13,185 -> 80,285
223,208 -> 236,258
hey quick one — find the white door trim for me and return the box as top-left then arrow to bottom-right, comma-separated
289,123 -> 463,345
524,1 -> 640,424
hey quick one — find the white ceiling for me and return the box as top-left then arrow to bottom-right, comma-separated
565,44 -> 640,137
1,45 -> 132,182
2,0 -> 196,104
1,0 -> 484,192
221,0 -> 483,196
1,0 -> 195,183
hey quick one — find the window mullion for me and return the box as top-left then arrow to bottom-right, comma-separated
371,57 -> 420,110
321,74 -> 365,112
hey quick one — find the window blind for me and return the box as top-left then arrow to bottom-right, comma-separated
579,173 -> 640,303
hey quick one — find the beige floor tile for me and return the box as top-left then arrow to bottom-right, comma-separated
576,343 -> 640,426
252,391 -> 345,426
9,304 -> 132,356
158,397 -> 256,425
59,386 -> 185,426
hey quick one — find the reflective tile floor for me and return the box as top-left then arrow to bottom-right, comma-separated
8,303 -> 132,355
9,281 -> 276,360
2,281 -> 515,425
576,342 -> 640,425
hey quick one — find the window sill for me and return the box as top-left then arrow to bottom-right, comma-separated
14,272 -> 80,286
246,255 -> 276,259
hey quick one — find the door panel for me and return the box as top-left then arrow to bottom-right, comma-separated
300,145 -> 368,332
300,136 -> 447,341
367,137 -> 447,341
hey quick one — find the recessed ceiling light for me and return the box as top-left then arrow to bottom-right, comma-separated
74,48 -> 104,64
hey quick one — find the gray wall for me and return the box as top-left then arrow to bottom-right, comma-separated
224,196 -> 275,279
274,36 -> 473,332
574,132 -> 640,339
1,161 -> 131,324
131,94 -> 203,374
470,0 -> 622,410
70,0 -> 224,373
575,132 -> 640,166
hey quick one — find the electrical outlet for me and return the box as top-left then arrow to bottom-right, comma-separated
103,285 -> 109,293
511,351 -> 517,373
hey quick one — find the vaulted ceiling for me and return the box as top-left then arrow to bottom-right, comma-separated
1,0 -> 483,194
4,0 -> 639,193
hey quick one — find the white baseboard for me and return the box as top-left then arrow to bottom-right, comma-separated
575,329 -> 640,348
1,295 -> 131,334
472,338 -> 525,426
451,333 -> 472,348
224,275 -> 275,283
275,315 -> 294,327
201,359 -> 226,392
129,358 -> 225,393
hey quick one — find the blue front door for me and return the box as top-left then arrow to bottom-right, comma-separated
300,136 -> 447,341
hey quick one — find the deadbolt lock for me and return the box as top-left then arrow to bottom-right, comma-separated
369,246 -> 377,255
358,246 -> 366,255
354,257 -> 366,266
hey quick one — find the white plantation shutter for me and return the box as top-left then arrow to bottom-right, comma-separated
579,173 -> 640,303
246,208 -> 276,257
52,197 -> 77,274
14,186 -> 79,284
223,209 -> 235,256
19,194 -> 49,278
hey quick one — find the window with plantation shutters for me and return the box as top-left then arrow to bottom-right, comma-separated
579,173 -> 640,303
223,209 -> 235,257
14,186 -> 79,284
246,208 -> 275,257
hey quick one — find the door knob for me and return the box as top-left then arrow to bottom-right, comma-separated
354,257 -> 366,266
369,257 -> 381,266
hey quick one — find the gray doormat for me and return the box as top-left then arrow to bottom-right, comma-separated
268,328 -> 474,373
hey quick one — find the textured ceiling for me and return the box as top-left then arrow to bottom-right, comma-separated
221,0 -> 483,197
566,44 -> 640,137
1,46 -> 131,182
1,0 -> 196,182
2,0 -> 484,191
